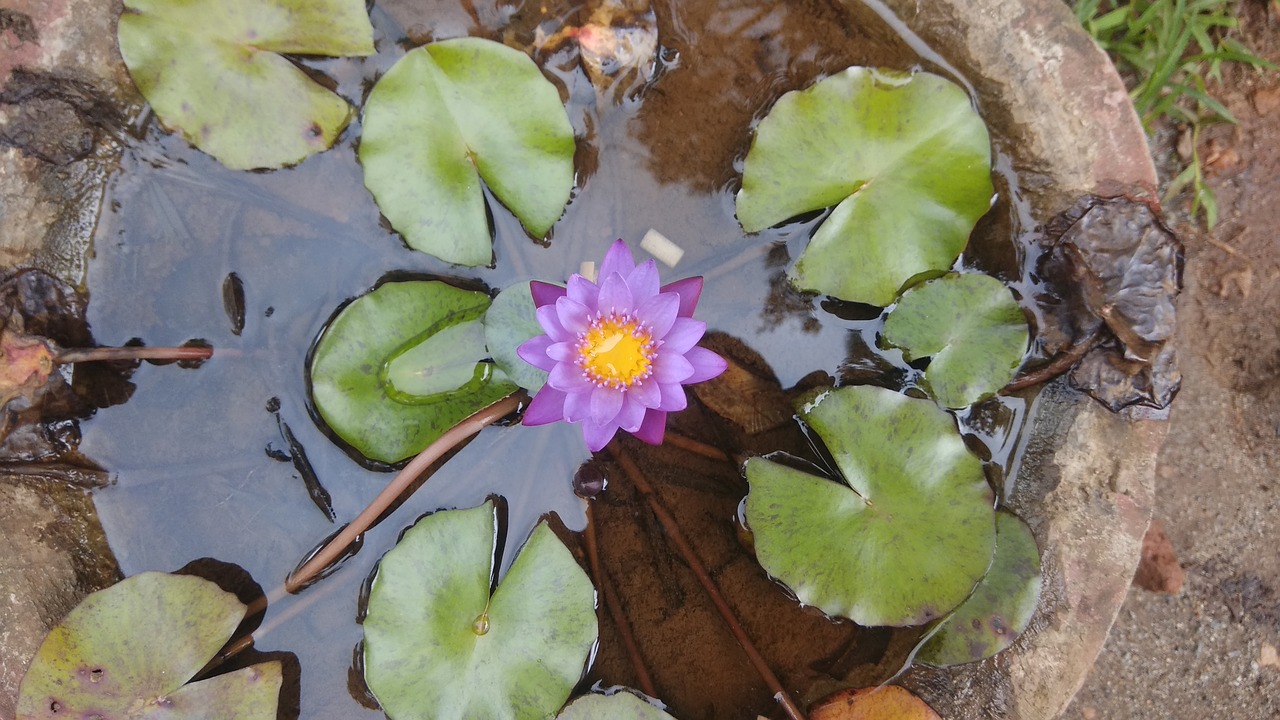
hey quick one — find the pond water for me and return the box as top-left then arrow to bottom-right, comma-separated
78,0 -> 1039,717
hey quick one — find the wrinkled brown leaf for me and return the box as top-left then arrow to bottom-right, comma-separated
0,269 -> 135,459
1032,195 -> 1183,410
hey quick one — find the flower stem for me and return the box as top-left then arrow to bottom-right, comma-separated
285,392 -> 525,592
55,345 -> 214,364
1002,326 -> 1102,392
585,503 -> 658,698
663,430 -> 731,463
610,446 -> 806,720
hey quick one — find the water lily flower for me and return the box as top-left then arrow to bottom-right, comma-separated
517,239 -> 727,451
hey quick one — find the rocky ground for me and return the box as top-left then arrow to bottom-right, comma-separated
1067,2 -> 1280,717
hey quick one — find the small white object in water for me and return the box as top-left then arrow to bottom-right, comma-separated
579,261 -> 597,283
640,228 -> 683,268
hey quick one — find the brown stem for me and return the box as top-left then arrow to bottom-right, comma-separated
55,345 -> 214,364
192,584 -> 290,680
585,503 -> 658,698
285,392 -> 525,592
1002,327 -> 1102,393
610,446 -> 806,720
663,430 -> 731,463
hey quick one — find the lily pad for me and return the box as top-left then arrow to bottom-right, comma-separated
363,502 -> 597,720
736,68 -> 993,306
881,273 -> 1029,408
310,281 -> 518,464
917,510 -> 1042,666
558,690 -> 677,719
810,685 -> 941,720
360,38 -> 576,266
118,0 -> 374,170
744,385 -> 996,626
17,572 -> 281,720
485,281 -> 548,393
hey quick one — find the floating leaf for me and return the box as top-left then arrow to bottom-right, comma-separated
736,68 -> 993,306
118,0 -> 374,170
881,273 -> 1029,408
917,510 -> 1042,666
17,572 -> 281,720
809,685 -> 941,720
364,502 -> 597,720
310,281 -> 518,464
484,282 -> 548,393
557,689 -> 678,719
745,385 -> 995,627
360,38 -> 576,266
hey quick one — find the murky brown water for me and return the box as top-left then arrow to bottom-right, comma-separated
78,1 -> 1038,717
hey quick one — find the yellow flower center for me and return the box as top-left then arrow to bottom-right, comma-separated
578,313 -> 655,388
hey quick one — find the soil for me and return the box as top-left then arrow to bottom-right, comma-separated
1067,2 -> 1280,717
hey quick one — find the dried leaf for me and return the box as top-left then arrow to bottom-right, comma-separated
0,331 -> 55,410
1035,195 -> 1183,410
810,685 -> 941,720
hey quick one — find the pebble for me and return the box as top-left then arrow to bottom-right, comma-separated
1260,643 -> 1280,669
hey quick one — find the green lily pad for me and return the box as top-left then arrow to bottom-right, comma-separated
558,690 -> 678,719
485,282 -> 548,393
881,273 -> 1029,409
310,281 -> 518,464
744,385 -> 996,626
17,572 -> 281,720
364,502 -> 597,720
360,38 -> 576,266
736,68 -> 993,306
917,510 -> 1042,666
118,0 -> 374,170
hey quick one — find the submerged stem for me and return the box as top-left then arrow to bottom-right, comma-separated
610,446 -> 806,720
285,392 -> 525,592
1003,326 -> 1102,392
55,345 -> 214,364
663,430 -> 731,463
585,503 -> 658,698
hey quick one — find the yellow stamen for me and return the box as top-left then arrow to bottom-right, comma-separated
578,313 -> 654,388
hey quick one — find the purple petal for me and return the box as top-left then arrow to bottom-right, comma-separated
657,382 -> 688,412
615,396 -> 646,432
564,388 -> 592,422
684,346 -> 728,383
567,275 -> 599,312
652,353 -> 694,383
555,296 -> 592,335
583,420 -> 620,452
598,239 -> 636,281
628,378 -> 661,408
522,387 -> 566,426
660,276 -> 703,318
637,292 -> 679,338
660,318 -> 706,355
626,260 -> 660,302
597,272 -> 633,314
547,341 -> 578,363
633,409 -> 667,445
516,335 -> 557,372
535,305 -> 570,342
530,281 -> 566,309
589,385 -> 624,425
549,362 -> 591,392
